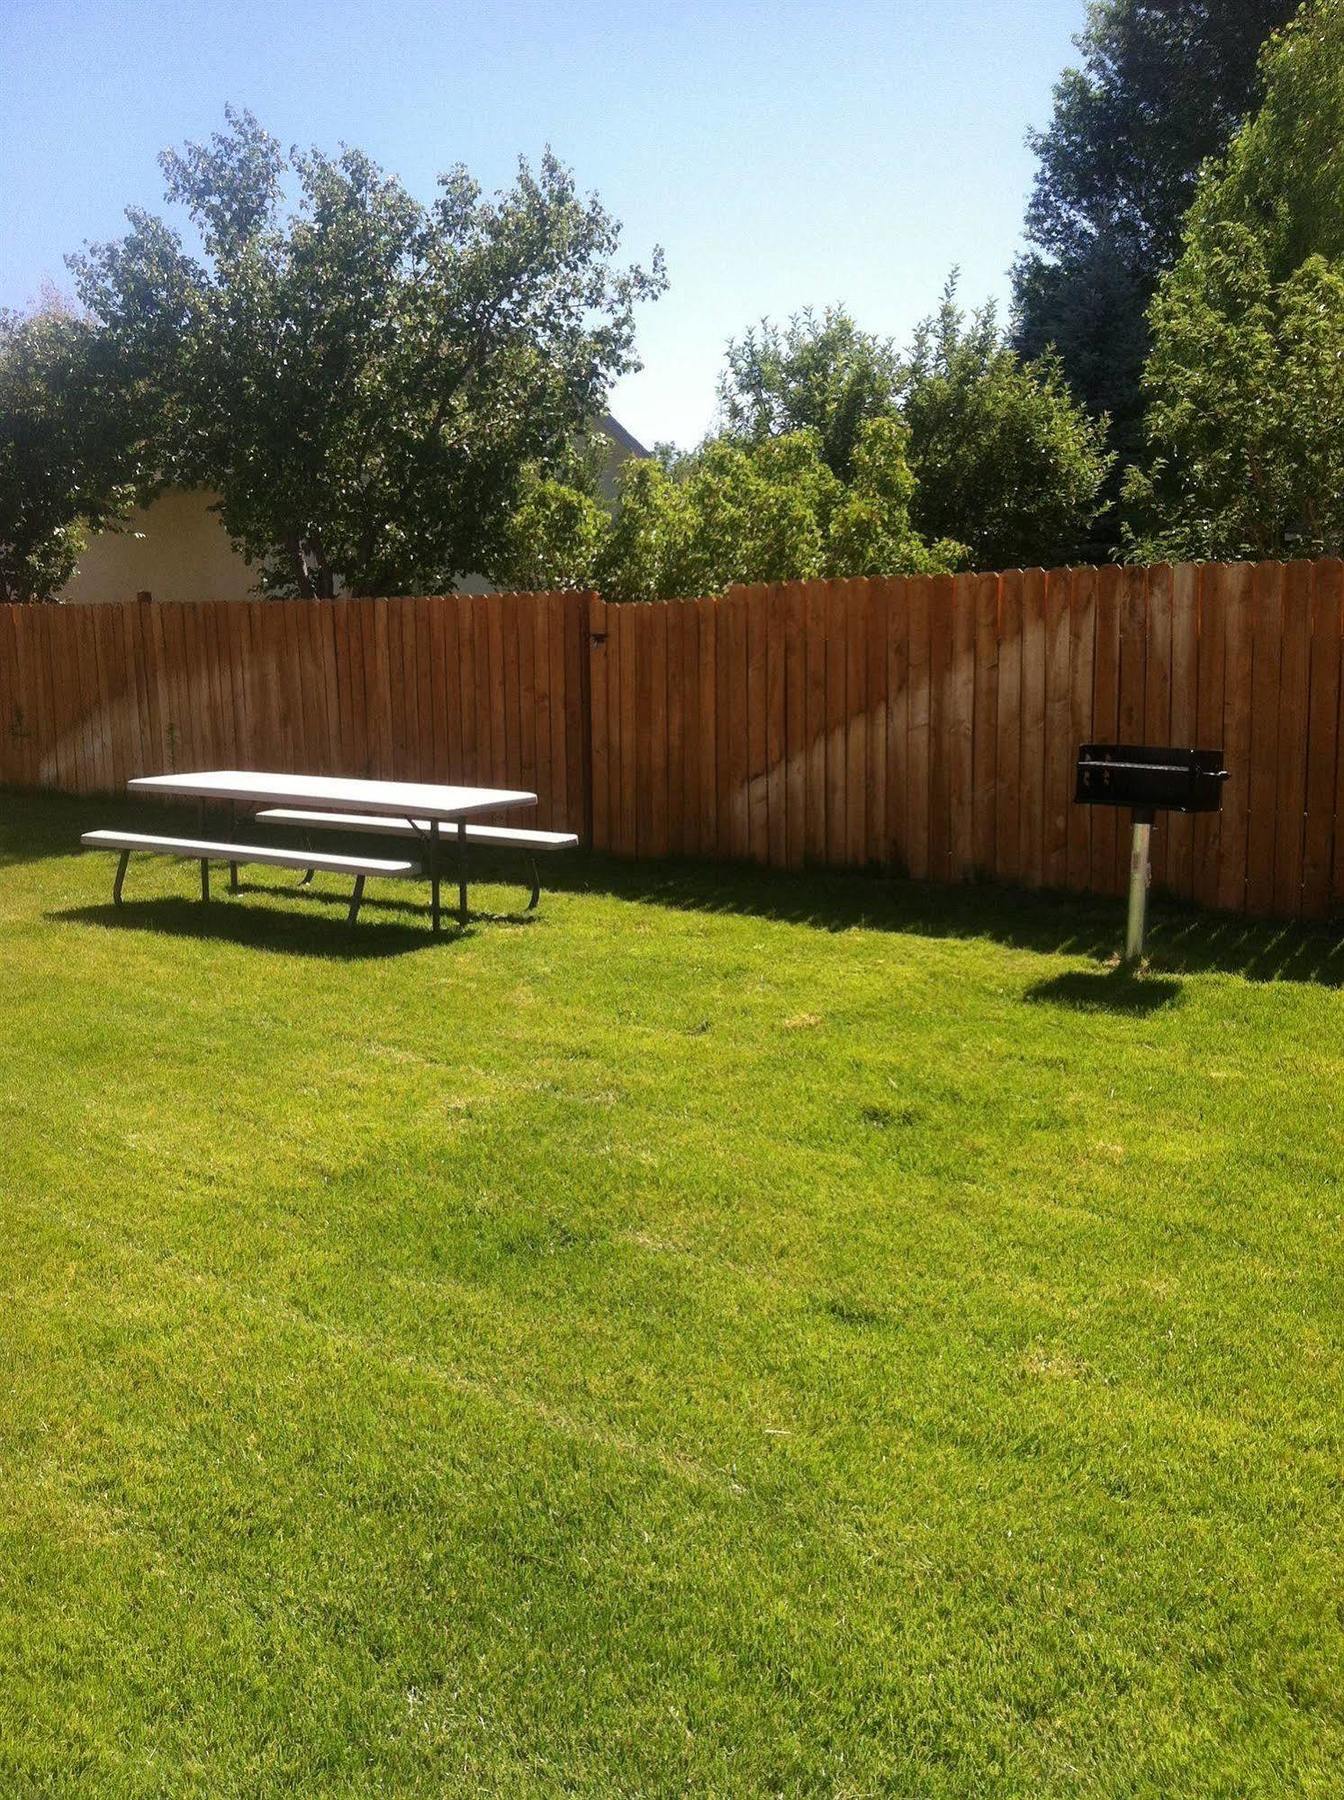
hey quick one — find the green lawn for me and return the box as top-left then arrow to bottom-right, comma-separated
2,792 -> 1342,1797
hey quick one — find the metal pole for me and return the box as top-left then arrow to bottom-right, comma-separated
1124,809 -> 1154,962
429,820 -> 441,935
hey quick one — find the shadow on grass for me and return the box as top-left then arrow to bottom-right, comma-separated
540,855 -> 1344,988
51,896 -> 443,960
1023,967 -> 1184,1015
10,790 -> 1344,986
232,879 -> 541,928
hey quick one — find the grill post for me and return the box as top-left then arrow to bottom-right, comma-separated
1124,810 -> 1154,963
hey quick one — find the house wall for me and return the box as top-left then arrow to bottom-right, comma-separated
59,489 -> 256,604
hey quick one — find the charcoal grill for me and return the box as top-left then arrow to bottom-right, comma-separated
1074,745 -> 1229,960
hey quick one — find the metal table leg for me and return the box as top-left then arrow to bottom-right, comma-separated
429,820 -> 441,935
457,819 -> 468,926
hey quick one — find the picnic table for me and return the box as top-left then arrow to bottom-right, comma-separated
80,769 -> 574,934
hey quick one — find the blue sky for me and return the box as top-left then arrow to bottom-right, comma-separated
2,0 -> 1082,449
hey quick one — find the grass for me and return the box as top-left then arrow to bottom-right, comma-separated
2,790 -> 1342,1798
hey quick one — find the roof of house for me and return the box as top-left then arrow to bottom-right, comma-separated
597,412 -> 649,459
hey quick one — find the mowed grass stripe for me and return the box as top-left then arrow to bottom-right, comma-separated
0,794 -> 1341,1796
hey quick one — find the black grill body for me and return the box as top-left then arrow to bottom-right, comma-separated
1074,745 -> 1228,815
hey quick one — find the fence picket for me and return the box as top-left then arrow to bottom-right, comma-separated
1272,561 -> 1313,918
994,571 -> 1023,886
1246,563 -> 1284,916
927,573 -> 954,883
885,578 -> 910,873
972,571 -> 999,878
823,583 -> 847,867
783,583 -> 805,869
1303,562 -> 1342,917
697,596 -> 719,858
768,586 -> 788,868
949,573 -> 976,880
1114,567 -> 1148,893
865,579 -> 887,867
666,600 -> 686,855
1165,565 -> 1199,902
747,585 -> 769,864
1065,569 -> 1096,891
844,579 -> 869,866
1018,570 -> 1047,887
1192,566 -> 1226,912
1217,564 -> 1254,913
905,575 -> 931,881
1142,564 -> 1173,893
648,601 -> 669,858
803,581 -> 828,865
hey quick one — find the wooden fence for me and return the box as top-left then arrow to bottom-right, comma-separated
3,559 -> 1344,921
589,562 -> 1344,920
0,591 -> 590,833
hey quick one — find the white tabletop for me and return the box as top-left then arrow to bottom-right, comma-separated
128,770 -> 538,822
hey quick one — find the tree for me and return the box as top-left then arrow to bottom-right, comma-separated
492,468 -> 610,591
713,296 -> 1108,568
902,282 -> 1112,568
0,299 -> 143,602
596,435 -> 828,602
497,419 -> 960,600
70,108 -> 665,597
1013,0 -> 1296,466
1124,0 -> 1344,560
717,308 -> 902,480
826,417 -> 965,578
583,422 -> 959,602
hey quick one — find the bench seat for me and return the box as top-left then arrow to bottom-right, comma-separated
254,808 -> 577,912
254,809 -> 579,850
81,830 -> 417,923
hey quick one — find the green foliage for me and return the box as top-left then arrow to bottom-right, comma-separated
717,308 -> 902,480
503,281 -> 1111,594
712,296 -> 1108,571
590,459 -> 687,602
0,316 -> 87,602
0,301 -> 142,602
903,282 -> 1113,569
585,421 -> 959,602
1126,0 -> 1344,560
1013,0 -> 1295,464
826,417 -> 966,577
596,436 -> 823,602
492,469 -> 610,592
70,108 -> 665,597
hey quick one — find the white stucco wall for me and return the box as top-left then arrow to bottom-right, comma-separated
59,489 -> 257,604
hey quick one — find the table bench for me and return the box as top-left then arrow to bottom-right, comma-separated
254,809 -> 579,911
80,830 -> 418,924
85,771 -> 550,937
